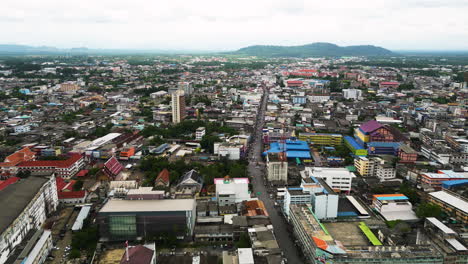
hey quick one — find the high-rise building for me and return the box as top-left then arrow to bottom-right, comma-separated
171,90 -> 186,124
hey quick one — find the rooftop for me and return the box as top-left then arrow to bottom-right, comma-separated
429,191 -> 468,214
0,175 -> 50,234
99,199 -> 195,213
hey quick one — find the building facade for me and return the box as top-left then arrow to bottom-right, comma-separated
171,90 -> 186,124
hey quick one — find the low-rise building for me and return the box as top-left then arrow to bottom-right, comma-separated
428,190 -> 468,224
214,177 -> 250,206
372,194 -> 418,221
17,153 -> 84,179
97,199 -> 196,241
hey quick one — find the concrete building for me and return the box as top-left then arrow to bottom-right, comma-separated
343,88 -> 363,100
17,153 -> 84,179
301,167 -> 355,192
289,204 -> 442,264
214,177 -> 250,206
13,125 -> 31,134
420,170 -> 468,190
6,229 -> 53,264
298,133 -> 343,146
372,194 -> 418,221
213,143 -> 242,160
266,152 -> 287,184
195,127 -> 206,140
428,190 -> 468,224
171,90 -> 186,124
0,175 -> 58,264
97,199 -> 196,241
375,162 -> 396,181
354,157 -> 376,177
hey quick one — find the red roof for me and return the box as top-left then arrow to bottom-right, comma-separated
76,170 -> 89,177
0,147 -> 36,168
0,177 -> 20,191
299,69 -> 317,72
56,177 -> 76,191
380,82 -> 399,85
120,245 -> 154,264
58,190 -> 86,199
103,156 -> 123,178
18,153 -> 82,168
287,80 -> 303,84
156,169 -> 170,185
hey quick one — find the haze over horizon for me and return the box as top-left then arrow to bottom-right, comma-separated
2,0 -> 467,51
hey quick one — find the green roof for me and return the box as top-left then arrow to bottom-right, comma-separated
359,222 -> 382,246
346,166 -> 356,172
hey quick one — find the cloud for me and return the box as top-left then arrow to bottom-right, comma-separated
0,0 -> 467,50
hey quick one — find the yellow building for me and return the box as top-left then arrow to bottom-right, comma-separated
298,133 -> 343,146
355,128 -> 370,143
354,157 -> 375,177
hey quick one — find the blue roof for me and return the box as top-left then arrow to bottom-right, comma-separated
367,142 -> 401,148
376,195 -> 408,201
442,180 -> 468,188
338,212 -> 358,217
344,136 -> 365,150
286,151 -> 311,159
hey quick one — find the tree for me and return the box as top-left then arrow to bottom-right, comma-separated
73,180 -> 84,191
200,135 -> 222,153
416,203 -> 443,218
236,232 -> 251,248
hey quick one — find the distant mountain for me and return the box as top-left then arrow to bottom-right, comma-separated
0,44 -> 209,55
233,42 -> 394,57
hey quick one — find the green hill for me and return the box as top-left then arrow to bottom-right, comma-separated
233,42 -> 394,57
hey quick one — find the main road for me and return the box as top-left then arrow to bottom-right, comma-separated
247,86 -> 303,263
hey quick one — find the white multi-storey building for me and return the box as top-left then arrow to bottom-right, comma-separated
214,177 -> 250,206
0,175 -> 58,264
301,167 -> 355,192
195,127 -> 206,140
171,90 -> 186,124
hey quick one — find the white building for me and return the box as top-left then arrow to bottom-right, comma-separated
0,175 -> 58,264
213,143 -> 241,160
214,177 -> 250,206
375,163 -> 397,181
343,89 -> 363,100
372,194 -> 418,221
266,153 -> 288,183
301,167 -> 355,192
10,229 -> 53,264
13,125 -> 31,134
195,127 -> 206,140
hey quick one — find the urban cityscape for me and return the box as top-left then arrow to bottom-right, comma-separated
1,1 -> 468,264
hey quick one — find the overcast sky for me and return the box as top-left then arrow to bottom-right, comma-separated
1,0 -> 467,51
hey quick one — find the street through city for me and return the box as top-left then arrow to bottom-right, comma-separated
247,86 -> 303,264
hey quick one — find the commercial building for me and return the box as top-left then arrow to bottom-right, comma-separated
17,153 -> 84,179
298,133 -> 343,146
214,177 -> 250,206
428,190 -> 468,224
97,199 -> 196,241
0,175 -> 58,264
213,143 -> 242,160
290,204 -> 442,264
398,144 -> 418,163
264,139 -> 311,159
302,167 -> 355,192
171,90 -> 186,124
266,152 -> 288,183
372,194 -> 418,221
420,170 -> 468,190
